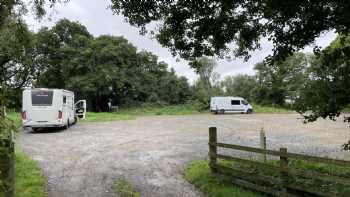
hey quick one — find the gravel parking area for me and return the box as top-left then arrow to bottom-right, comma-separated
18,114 -> 350,197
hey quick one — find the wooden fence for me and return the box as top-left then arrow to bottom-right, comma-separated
0,136 -> 15,197
208,127 -> 350,196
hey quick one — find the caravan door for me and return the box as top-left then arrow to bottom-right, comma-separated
75,100 -> 86,119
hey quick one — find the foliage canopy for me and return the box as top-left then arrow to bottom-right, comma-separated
296,35 -> 350,123
34,19 -> 192,111
110,0 -> 350,62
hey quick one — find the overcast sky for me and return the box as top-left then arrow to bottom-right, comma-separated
24,0 -> 337,83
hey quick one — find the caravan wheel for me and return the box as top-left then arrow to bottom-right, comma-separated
32,127 -> 40,132
63,120 -> 69,129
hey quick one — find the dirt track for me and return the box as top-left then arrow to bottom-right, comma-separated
18,114 -> 350,197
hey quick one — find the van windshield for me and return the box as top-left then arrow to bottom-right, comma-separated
31,90 -> 53,106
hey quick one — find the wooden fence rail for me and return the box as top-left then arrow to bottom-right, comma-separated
208,127 -> 350,197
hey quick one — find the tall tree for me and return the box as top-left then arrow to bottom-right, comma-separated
0,17 -> 34,89
0,16 -> 36,113
35,19 -> 93,88
192,57 -> 222,108
193,57 -> 219,90
221,74 -> 257,102
254,53 -> 308,105
35,19 -> 193,111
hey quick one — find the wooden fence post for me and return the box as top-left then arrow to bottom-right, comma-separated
0,138 -> 15,197
280,147 -> 288,197
260,128 -> 267,162
209,127 -> 217,173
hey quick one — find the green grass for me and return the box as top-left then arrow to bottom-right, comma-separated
15,148 -> 47,197
83,104 -> 203,122
117,103 -> 203,116
83,112 -> 135,122
342,107 -> 350,113
186,159 -> 350,196
185,160 -> 259,197
6,112 -> 21,129
252,103 -> 295,113
113,179 -> 141,197
8,103 -> 296,124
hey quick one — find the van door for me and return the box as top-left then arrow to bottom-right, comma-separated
230,99 -> 243,112
75,100 -> 86,119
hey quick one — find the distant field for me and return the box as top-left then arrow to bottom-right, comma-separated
343,107 -> 350,113
8,104 -> 296,124
84,104 -> 295,122
252,103 -> 295,113
83,104 -> 203,122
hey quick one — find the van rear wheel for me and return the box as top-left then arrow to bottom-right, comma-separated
220,109 -> 225,114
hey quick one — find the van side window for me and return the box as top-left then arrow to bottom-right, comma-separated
63,96 -> 66,104
231,100 -> 240,105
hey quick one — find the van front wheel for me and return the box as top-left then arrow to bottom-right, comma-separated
246,109 -> 253,114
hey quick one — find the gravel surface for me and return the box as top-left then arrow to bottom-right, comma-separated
18,114 -> 350,197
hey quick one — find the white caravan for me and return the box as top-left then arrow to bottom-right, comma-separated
210,96 -> 253,114
22,88 -> 86,130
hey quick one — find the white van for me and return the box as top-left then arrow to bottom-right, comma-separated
22,88 -> 86,130
210,96 -> 253,114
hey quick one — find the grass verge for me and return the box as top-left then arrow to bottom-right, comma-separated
342,107 -> 350,113
186,159 -> 350,196
15,148 -> 47,197
185,160 -> 258,197
252,104 -> 295,113
113,179 -> 140,197
83,104 -> 203,122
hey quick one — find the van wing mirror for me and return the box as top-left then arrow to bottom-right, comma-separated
242,100 -> 249,105
75,100 -> 86,119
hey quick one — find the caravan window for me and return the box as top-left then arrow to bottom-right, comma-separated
63,96 -> 67,104
231,100 -> 240,105
31,90 -> 53,106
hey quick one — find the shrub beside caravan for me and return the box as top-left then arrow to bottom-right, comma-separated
210,96 -> 253,114
22,88 -> 86,131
